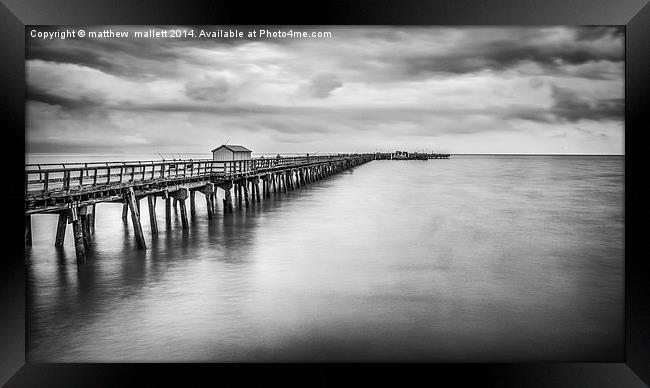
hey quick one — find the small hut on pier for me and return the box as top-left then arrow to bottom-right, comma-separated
212,145 -> 252,173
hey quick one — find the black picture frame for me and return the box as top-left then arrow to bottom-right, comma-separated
1,0 -> 648,386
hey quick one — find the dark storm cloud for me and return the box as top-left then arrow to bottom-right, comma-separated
548,85 -> 623,122
27,26 -> 257,79
505,85 -> 623,124
401,26 -> 623,80
27,87 -> 104,110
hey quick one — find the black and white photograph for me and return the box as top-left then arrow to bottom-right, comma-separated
24,25 -> 625,363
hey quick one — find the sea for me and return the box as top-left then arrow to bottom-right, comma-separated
25,154 -> 625,362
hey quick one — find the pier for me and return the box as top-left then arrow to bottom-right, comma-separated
375,151 -> 451,160
25,152 -> 450,265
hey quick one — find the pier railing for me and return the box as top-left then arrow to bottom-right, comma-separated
25,154 -> 372,196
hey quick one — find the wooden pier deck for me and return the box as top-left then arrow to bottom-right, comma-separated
25,154 -> 375,263
25,151 -> 451,264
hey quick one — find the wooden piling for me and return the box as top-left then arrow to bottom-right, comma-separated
204,183 -> 215,219
272,174 -> 277,193
190,190 -> 196,213
238,183 -> 243,208
262,178 -> 266,199
255,178 -> 261,203
265,176 -> 271,198
249,179 -> 256,203
147,195 -> 158,236
80,214 -> 90,249
165,198 -> 172,226
71,206 -> 86,264
90,204 -> 96,229
122,202 -> 128,220
79,205 -> 93,250
25,215 -> 32,246
222,183 -> 234,213
243,180 -> 250,207
55,211 -> 68,247
126,187 -> 147,250
173,187 -> 190,230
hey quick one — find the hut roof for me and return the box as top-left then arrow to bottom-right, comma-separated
211,145 -> 252,153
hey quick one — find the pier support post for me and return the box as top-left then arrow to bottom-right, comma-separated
243,179 -> 250,208
219,181 -> 234,213
70,205 -> 86,264
262,178 -> 266,199
190,190 -> 196,213
122,202 -> 128,220
90,204 -> 96,229
165,197 -> 172,227
237,183 -> 243,208
55,211 -> 68,247
272,174 -> 277,193
126,187 -> 147,250
147,195 -> 158,236
164,190 -> 172,227
79,205 -> 92,250
265,176 -> 271,198
255,178 -> 261,203
204,183 -> 215,219
172,188 -> 190,230
25,215 -> 32,246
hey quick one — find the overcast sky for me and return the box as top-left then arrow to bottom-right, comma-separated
26,26 -> 624,155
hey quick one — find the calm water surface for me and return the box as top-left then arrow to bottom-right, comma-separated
26,155 -> 624,361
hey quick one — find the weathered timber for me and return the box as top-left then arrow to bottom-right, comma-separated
71,208 -> 86,264
220,181 -> 233,213
148,196 -> 158,236
79,206 -> 92,250
237,183 -> 243,208
126,187 -> 147,250
190,191 -> 196,213
243,180 -> 250,208
55,211 -> 68,247
172,187 -> 190,230
204,183 -> 215,219
122,202 -> 128,220
25,215 -> 32,246
90,204 -> 96,229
